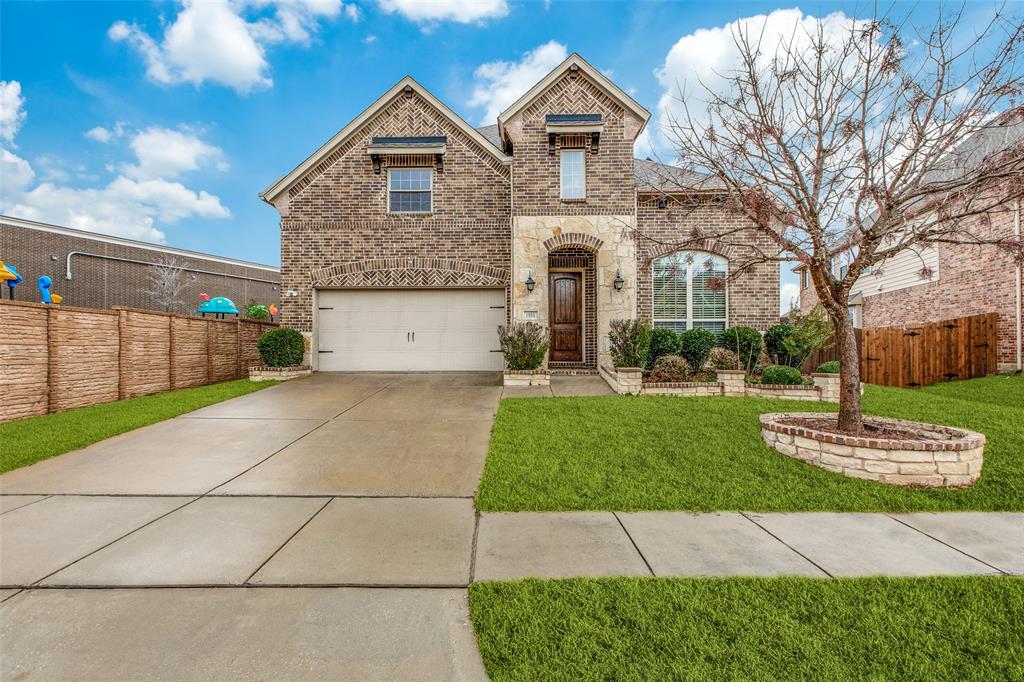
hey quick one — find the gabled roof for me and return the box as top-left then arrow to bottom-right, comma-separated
260,76 -> 511,205
497,53 -> 650,142
633,158 -> 724,193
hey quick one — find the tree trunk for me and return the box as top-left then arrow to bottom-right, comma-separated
832,312 -> 864,433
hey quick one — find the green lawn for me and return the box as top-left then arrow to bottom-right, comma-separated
0,379 -> 276,474
476,375 -> 1023,512
469,576 -> 1024,682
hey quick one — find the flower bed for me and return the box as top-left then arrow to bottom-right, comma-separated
760,412 -> 985,487
503,369 -> 551,387
600,366 -> 841,402
249,365 -> 311,382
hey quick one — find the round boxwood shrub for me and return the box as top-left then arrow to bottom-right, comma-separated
816,360 -> 841,374
764,323 -> 799,366
256,328 -> 305,368
761,365 -> 804,385
720,326 -> 763,373
679,327 -> 717,370
647,327 -> 681,369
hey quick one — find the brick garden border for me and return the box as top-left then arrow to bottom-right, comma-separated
249,366 -> 312,382
503,369 -> 551,386
760,412 -> 985,487
599,366 -> 841,402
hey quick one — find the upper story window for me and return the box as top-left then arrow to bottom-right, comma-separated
800,270 -> 809,289
560,149 -> 585,200
388,168 -> 432,213
653,251 -> 728,336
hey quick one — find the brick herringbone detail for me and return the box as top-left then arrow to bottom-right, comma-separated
543,232 -> 604,252
310,258 -> 509,288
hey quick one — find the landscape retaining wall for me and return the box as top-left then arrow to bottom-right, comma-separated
0,300 -> 277,423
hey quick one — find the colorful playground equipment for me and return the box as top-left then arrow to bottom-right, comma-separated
1,261 -> 23,299
38,276 -> 63,304
268,304 -> 278,321
197,292 -> 239,319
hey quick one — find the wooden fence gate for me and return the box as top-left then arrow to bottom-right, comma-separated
859,313 -> 998,388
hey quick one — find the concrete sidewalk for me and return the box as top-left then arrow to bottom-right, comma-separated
473,511 -> 1023,580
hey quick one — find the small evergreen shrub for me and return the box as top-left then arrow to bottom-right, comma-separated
609,318 -> 653,368
679,327 -> 717,370
256,328 -> 305,367
246,299 -> 271,321
498,322 -> 549,370
761,365 -> 804,385
647,327 -> 681,369
648,355 -> 690,383
720,326 -> 763,373
708,347 -> 741,370
816,360 -> 841,374
764,324 -> 799,366
784,305 -> 834,367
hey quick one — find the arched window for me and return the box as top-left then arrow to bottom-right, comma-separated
652,251 -> 728,336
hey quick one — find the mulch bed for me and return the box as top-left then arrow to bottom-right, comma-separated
779,415 -> 923,439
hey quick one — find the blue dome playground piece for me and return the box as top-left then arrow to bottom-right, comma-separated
198,296 -> 239,317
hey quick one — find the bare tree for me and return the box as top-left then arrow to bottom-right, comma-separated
651,5 -> 1024,431
143,257 -> 189,313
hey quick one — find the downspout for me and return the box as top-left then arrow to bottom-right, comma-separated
1015,198 -> 1022,372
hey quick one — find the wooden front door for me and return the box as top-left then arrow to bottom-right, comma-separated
549,272 -> 583,362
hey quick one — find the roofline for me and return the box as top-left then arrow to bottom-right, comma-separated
497,53 -> 651,141
0,214 -> 280,273
260,76 -> 511,204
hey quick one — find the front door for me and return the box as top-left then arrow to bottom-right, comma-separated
549,272 -> 582,362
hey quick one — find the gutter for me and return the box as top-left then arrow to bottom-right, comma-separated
1016,198 -> 1022,371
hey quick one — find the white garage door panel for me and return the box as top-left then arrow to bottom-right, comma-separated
316,289 -> 505,371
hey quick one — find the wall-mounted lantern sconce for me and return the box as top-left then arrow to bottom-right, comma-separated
286,290 -> 299,297
613,270 -> 624,291
525,273 -> 536,292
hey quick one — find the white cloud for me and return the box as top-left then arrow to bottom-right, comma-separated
124,126 -> 229,180
85,126 -> 112,143
469,41 -> 568,124
378,0 -> 508,24
0,81 -> 26,144
109,0 -> 344,93
780,281 -> 800,314
343,3 -> 361,21
363,34 -> 377,44
652,8 -> 862,155
0,92 -> 229,242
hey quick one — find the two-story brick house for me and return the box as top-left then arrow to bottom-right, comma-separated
261,54 -> 778,371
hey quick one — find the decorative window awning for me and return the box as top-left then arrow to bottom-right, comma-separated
367,136 -> 446,173
545,114 -> 602,155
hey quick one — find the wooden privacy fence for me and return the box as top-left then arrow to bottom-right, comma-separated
859,313 -> 998,388
800,313 -> 998,388
0,300 -> 278,423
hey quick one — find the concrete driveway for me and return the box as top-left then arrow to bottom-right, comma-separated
0,373 -> 502,681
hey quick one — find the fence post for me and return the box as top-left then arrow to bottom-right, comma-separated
46,306 -> 56,414
206,318 -> 213,387
167,314 -> 175,390
117,308 -> 128,400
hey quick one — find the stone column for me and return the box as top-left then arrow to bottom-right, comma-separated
811,373 -> 840,403
718,369 -> 746,396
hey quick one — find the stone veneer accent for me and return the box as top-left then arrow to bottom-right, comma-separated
249,366 -> 312,382
503,369 -> 551,386
760,412 -> 985,487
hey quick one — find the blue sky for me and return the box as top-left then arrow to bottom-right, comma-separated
0,1 -> 966,311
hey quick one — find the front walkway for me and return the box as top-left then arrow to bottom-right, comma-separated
1,373 -> 1018,679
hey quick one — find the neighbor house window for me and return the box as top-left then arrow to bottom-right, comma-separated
652,251 -> 728,336
560,149 -> 585,200
388,168 -> 432,213
800,270 -> 809,289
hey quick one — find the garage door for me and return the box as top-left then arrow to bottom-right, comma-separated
316,289 -> 506,371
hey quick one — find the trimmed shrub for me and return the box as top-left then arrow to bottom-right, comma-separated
647,327 -> 681,369
498,322 -> 549,370
816,360 -> 841,374
764,324 -> 799,366
720,326 -> 763,373
761,365 -> 804,385
708,347 -> 741,370
679,327 -> 717,370
784,305 -> 834,367
609,318 -> 653,368
256,328 -> 305,367
648,355 -> 690,383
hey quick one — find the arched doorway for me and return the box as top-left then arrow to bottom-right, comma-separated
547,246 -> 597,368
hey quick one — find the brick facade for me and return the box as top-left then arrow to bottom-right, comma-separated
636,197 -> 779,331
0,218 -> 279,316
269,56 -> 779,361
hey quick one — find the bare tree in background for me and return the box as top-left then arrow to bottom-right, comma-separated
650,5 -> 1024,432
144,257 -> 189,313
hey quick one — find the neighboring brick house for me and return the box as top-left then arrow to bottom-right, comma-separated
262,53 -> 778,372
794,114 -> 1023,373
0,215 -> 280,316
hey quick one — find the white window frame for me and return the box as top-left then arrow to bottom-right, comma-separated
652,251 -> 729,334
560,149 -> 586,200
387,167 -> 433,214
